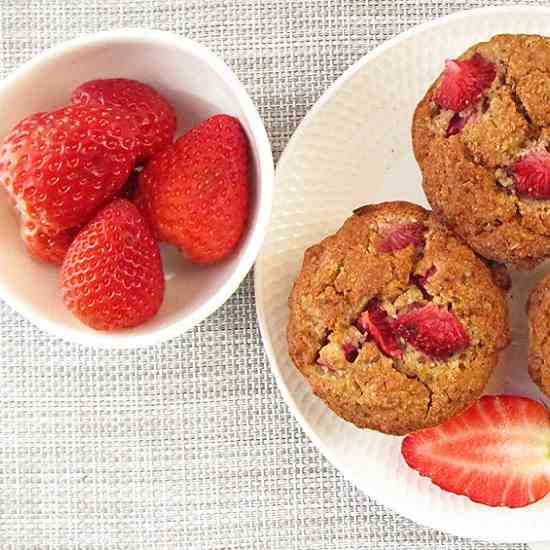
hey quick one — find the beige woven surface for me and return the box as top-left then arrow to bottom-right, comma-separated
0,1 -> 541,548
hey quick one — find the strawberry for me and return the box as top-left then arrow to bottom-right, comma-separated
72,78 -> 176,163
135,114 -> 249,264
0,105 -> 137,233
357,299 -> 402,358
510,150 -> 550,199
342,342 -> 359,362
20,218 -> 77,265
377,222 -> 425,253
393,304 -> 469,359
402,395 -> 550,508
446,112 -> 468,137
410,265 -> 437,299
435,53 -> 496,112
60,198 -> 164,331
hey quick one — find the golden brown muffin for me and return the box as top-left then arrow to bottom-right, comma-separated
412,34 -> 550,269
528,273 -> 550,397
287,202 -> 510,435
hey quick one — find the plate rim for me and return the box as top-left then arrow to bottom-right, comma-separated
254,4 -> 550,544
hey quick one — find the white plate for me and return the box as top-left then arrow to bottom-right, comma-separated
255,6 -> 550,544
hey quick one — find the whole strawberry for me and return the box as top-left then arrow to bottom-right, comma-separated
0,105 -> 137,233
135,114 -> 249,264
60,198 -> 164,331
21,217 -> 77,265
72,78 -> 176,163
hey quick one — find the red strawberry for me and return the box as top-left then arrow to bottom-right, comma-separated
135,114 -> 249,264
357,299 -> 402,358
410,265 -> 437,299
435,53 -> 496,112
60,198 -> 164,331
342,342 -> 359,362
0,105 -> 137,233
402,395 -> 550,508
72,78 -> 176,163
510,150 -> 550,199
393,304 -> 469,359
20,218 -> 77,265
446,112 -> 468,137
377,223 -> 425,253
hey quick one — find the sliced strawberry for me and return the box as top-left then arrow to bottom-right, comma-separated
342,342 -> 359,362
402,395 -> 550,508
435,53 -> 496,112
316,357 -> 337,373
393,303 -> 469,359
358,299 -> 402,358
410,265 -> 437,299
510,150 -> 550,199
377,223 -> 425,253
446,112 -> 468,137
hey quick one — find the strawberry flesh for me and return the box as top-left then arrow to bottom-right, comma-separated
446,112 -> 470,137
435,53 -> 496,112
393,303 -> 469,359
510,150 -> 550,199
402,395 -> 550,508
358,299 -> 402,358
342,342 -> 359,362
377,223 -> 425,253
410,265 -> 437,299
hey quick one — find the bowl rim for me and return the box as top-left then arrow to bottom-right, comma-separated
254,5 -> 550,544
0,28 -> 274,349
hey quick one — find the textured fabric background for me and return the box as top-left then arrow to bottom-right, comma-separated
0,1 -> 543,549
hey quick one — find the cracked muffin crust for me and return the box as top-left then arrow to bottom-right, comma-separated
287,202 -> 510,435
412,34 -> 550,268
528,274 -> 550,397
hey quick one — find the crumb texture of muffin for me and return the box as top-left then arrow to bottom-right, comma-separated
528,273 -> 550,397
412,34 -> 550,268
287,201 -> 510,435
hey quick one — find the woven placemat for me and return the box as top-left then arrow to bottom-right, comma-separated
0,1 -> 543,548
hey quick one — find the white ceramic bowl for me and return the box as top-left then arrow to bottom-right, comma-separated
0,29 -> 274,348
256,5 -> 550,545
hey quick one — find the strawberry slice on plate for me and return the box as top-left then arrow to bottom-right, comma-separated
435,53 -> 496,112
402,395 -> 550,508
510,150 -> 550,199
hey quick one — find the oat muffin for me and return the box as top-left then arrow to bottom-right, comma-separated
528,274 -> 550,397
413,34 -> 550,268
287,202 -> 510,435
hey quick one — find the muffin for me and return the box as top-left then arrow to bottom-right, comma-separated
528,273 -> 550,397
287,201 -> 510,435
413,34 -> 550,269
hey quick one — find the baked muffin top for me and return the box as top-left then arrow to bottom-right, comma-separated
287,201 -> 510,435
413,34 -> 550,268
